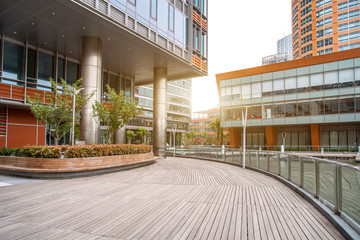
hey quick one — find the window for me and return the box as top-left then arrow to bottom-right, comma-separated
66,61 -> 79,85
273,79 -> 284,95
297,75 -> 310,92
262,81 -> 273,97
150,0 -> 157,19
128,0 -> 135,5
339,98 -> 355,113
27,49 -> 36,79
285,77 -> 296,94
324,71 -> 338,89
2,41 -> 24,83
38,52 -> 54,91
169,4 -> 174,32
324,99 -> 339,114
297,102 -> 310,116
339,69 -> 354,88
241,84 -> 251,99
310,73 -> 323,91
316,6 -> 332,18
252,83 -> 261,98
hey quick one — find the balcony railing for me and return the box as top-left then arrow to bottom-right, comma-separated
167,146 -> 360,235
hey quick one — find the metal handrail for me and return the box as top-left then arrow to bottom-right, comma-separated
167,146 -> 360,235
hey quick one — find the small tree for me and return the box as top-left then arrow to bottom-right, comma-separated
137,127 -> 149,144
126,130 -> 136,144
199,132 -> 207,145
210,117 -> 223,145
92,85 -> 140,144
26,78 -> 93,145
184,130 -> 196,145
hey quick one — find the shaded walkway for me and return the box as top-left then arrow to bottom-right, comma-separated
0,157 -> 344,239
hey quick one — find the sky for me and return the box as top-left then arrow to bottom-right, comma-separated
192,0 -> 292,112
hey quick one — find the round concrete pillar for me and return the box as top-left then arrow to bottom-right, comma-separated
153,67 -> 167,158
80,37 -> 102,144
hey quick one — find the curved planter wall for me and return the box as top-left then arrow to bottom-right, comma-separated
0,152 -> 157,178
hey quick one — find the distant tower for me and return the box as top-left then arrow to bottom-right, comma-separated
262,34 -> 292,65
292,0 -> 360,59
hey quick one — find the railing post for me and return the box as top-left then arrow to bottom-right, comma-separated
299,156 -> 303,188
333,165 -> 342,214
278,153 -> 281,175
256,151 -> 259,168
232,149 -> 234,162
314,159 -> 319,198
216,149 -> 218,161
267,152 -> 270,172
287,155 -> 291,181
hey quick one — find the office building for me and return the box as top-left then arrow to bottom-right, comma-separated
217,49 -> 360,151
191,107 -> 220,138
128,79 -> 192,146
0,0 -> 208,157
292,0 -> 360,59
262,34 -> 292,65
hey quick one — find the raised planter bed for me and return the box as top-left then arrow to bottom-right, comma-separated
0,152 -> 158,178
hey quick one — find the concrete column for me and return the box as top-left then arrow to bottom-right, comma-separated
114,126 -> 126,144
80,37 -> 102,144
153,67 -> 167,158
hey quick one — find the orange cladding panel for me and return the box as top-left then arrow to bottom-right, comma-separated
311,124 -> 320,150
7,125 -> 37,148
8,109 -> 37,125
265,126 -> 276,150
0,137 -> 5,148
37,126 -> 46,145
229,127 -> 241,147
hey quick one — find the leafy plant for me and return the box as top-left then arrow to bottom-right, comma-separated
210,117 -> 224,145
137,127 -> 149,144
26,78 -> 93,145
92,85 -> 141,144
126,130 -> 136,144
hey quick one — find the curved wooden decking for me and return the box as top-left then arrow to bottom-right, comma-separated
0,157 -> 344,239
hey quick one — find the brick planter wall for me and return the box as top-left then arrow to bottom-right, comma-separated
0,152 -> 157,173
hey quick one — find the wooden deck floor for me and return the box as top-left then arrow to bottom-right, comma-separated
0,157 -> 345,239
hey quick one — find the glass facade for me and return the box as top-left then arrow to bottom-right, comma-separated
0,38 -> 79,92
220,56 -> 360,149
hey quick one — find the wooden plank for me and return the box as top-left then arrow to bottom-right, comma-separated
0,157 -> 346,240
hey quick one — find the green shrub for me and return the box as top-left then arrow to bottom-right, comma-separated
0,147 -> 20,156
13,144 -> 151,158
64,144 -> 152,158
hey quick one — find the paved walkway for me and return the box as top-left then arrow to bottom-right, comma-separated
0,157 -> 344,239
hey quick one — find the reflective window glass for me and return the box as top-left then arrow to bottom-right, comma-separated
339,98 -> 355,113
225,87 -> 231,96
297,102 -> 310,116
157,0 -> 168,32
285,102 -> 297,117
169,4 -> 174,32
27,49 -> 36,79
262,81 -> 273,97
150,0 -> 157,19
66,61 -> 79,85
3,41 -> 24,82
232,86 -> 240,94
297,75 -> 309,92
252,83 -> 261,98
38,52 -> 54,89
324,71 -> 338,89
273,79 -> 284,95
339,69 -> 354,88
137,1 -> 149,20
324,99 -> 338,114
310,73 -> 323,90
175,9 -> 184,44
128,0 -> 135,5
126,79 -> 132,102
285,77 -> 296,94
310,100 -> 323,115
57,58 -> 65,81
242,84 -> 251,99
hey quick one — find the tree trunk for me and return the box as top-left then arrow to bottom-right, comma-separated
54,137 -> 59,146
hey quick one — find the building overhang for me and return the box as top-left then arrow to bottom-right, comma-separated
0,0 -> 206,85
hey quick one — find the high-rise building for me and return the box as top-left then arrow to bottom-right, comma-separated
0,0 -> 208,157
292,0 -> 360,60
277,34 -> 293,59
262,34 -> 292,65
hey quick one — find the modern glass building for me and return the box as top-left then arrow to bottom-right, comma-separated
191,107 -> 220,138
292,0 -> 360,59
262,34 -> 292,66
0,0 -> 208,157
217,49 -> 360,151
127,79 -> 192,146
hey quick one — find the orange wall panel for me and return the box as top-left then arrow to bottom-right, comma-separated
8,109 -> 37,125
37,126 -> 46,145
311,124 -> 320,150
0,136 -> 5,148
7,125 -> 37,148
229,127 -> 241,147
265,126 -> 276,150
